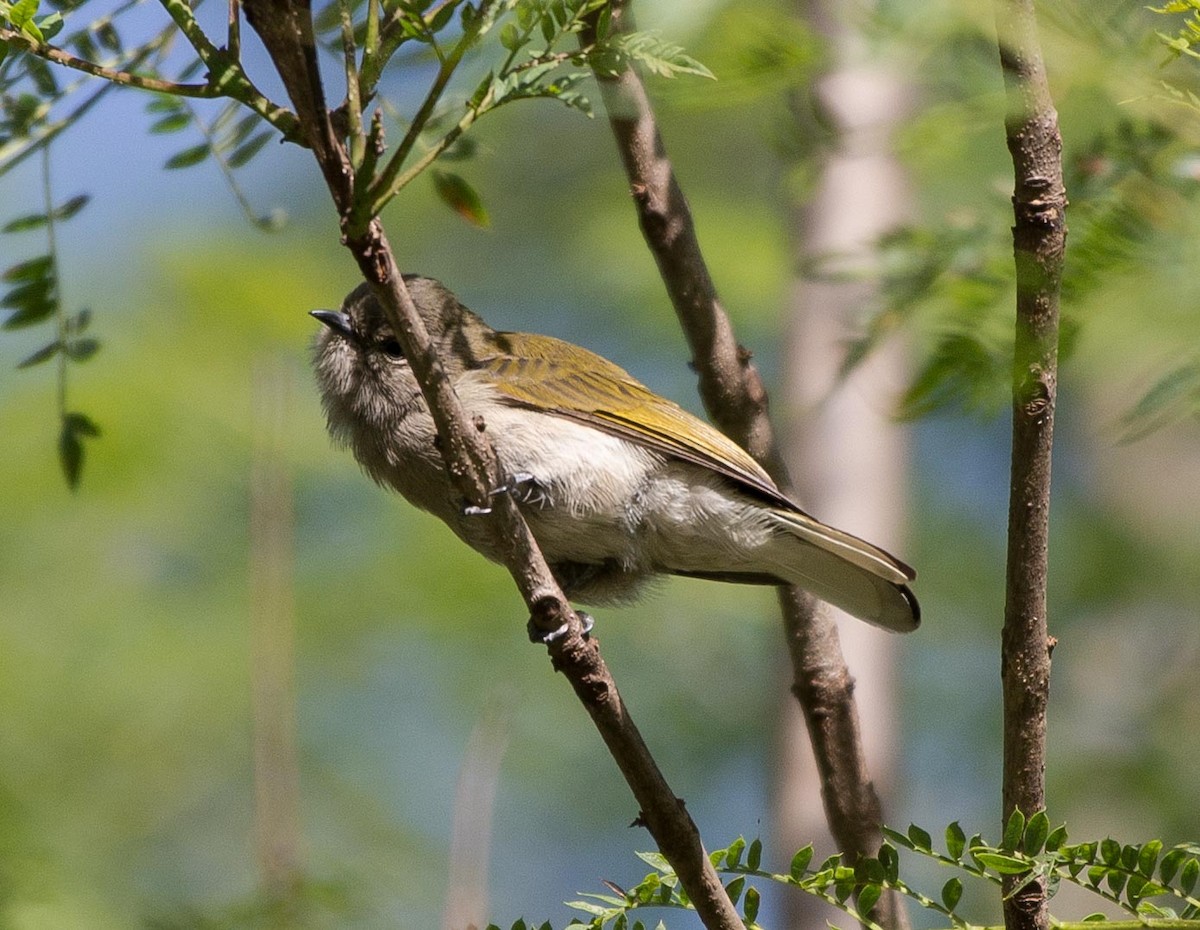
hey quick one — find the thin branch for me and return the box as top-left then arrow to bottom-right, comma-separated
228,0 -> 242,61
338,0 -> 366,168
0,26 -> 219,97
993,3 -> 1065,930
360,0 -> 380,103
157,0 -> 302,140
582,0 -> 899,895
369,90 -> 489,210
365,0 -> 457,93
242,0 -> 351,206
366,28 -> 475,214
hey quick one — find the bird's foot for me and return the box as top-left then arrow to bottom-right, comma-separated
461,472 -> 548,516
527,610 -> 594,645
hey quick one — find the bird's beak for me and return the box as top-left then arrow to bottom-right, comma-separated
310,309 -> 354,338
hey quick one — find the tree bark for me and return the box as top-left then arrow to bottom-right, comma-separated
993,4 -> 1065,930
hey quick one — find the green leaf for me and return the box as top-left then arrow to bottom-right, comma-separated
1127,874 -> 1148,904
633,850 -> 669,872
726,837 -> 746,869
226,130 -> 274,169
2,276 -> 52,309
882,826 -> 915,851
1024,811 -> 1049,855
942,877 -> 963,912
1139,840 -> 1163,877
746,838 -> 762,871
52,194 -> 89,221
428,0 -> 454,31
790,845 -> 813,880
65,337 -> 99,361
1002,809 -> 1026,852
28,56 -> 58,94
565,899 -> 609,917
1045,824 -> 1068,853
1108,870 -> 1127,895
58,411 -> 99,490
96,20 -> 120,50
2,254 -> 52,282
16,339 -> 60,368
64,411 -> 100,436
8,0 -> 39,28
164,143 -> 211,169
3,298 -> 54,328
855,857 -> 884,886
974,852 -> 1033,875
67,307 -> 91,333
857,883 -> 882,917
36,11 -> 62,38
1161,848 -> 1187,884
724,876 -> 744,905
150,112 -> 192,134
1137,902 -> 1175,920
1181,857 -> 1198,894
907,824 -> 932,852
598,31 -> 714,80
499,21 -> 520,50
1120,359 -> 1200,442
878,842 -> 899,884
743,885 -> 759,924
946,821 -> 966,860
2,212 -> 49,233
1101,838 -> 1121,866
431,170 -> 490,227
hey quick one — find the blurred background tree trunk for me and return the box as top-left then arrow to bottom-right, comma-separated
772,3 -> 914,927
250,359 -> 304,902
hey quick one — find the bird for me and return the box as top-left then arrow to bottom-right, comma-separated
311,275 -> 919,633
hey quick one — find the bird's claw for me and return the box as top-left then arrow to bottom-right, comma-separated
527,610 -> 594,645
461,472 -> 547,517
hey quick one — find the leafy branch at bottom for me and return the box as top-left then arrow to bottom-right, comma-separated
485,813 -> 1200,930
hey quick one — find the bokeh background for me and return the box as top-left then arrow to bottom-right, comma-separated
3,1 -> 1200,928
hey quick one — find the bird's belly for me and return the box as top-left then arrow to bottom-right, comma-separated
489,411 -> 660,565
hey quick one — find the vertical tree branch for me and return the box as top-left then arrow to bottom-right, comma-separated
994,3 -> 1065,930
583,2 -> 899,892
240,2 -> 742,925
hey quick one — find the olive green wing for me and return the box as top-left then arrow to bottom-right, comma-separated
479,330 -> 791,507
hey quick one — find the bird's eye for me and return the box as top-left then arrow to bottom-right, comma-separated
378,337 -> 404,359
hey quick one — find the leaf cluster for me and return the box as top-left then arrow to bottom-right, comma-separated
835,109 -> 1199,429
3,178 -> 99,488
487,816 -> 1200,930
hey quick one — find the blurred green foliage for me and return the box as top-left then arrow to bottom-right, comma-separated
2,1 -> 1200,929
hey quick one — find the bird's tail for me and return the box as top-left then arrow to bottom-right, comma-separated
764,508 -> 920,632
